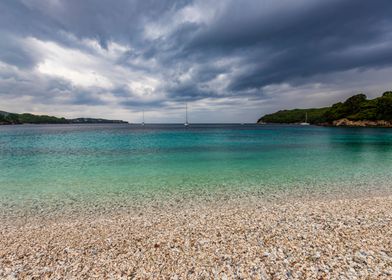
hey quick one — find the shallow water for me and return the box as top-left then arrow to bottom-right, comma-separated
1,124 -> 392,209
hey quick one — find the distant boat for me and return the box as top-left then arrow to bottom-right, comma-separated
141,110 -> 145,126
184,103 -> 189,126
300,112 -> 310,126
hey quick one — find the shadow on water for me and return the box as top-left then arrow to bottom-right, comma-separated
320,127 -> 392,178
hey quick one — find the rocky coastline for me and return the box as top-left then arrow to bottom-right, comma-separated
259,119 -> 392,128
331,118 -> 392,128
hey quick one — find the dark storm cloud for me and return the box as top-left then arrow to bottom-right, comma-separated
120,99 -> 166,109
1,0 -> 392,121
0,0 -> 189,47
0,33 -> 38,69
66,89 -> 108,106
166,84 -> 215,101
183,0 -> 392,91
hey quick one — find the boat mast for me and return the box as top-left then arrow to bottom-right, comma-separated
142,109 -> 145,125
185,103 -> 188,124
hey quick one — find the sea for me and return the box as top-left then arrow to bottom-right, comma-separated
1,124 -> 391,212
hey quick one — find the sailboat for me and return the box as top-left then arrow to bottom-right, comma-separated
184,103 -> 189,126
300,112 -> 310,126
141,110 -> 145,126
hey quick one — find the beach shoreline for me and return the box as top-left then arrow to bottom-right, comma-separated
1,189 -> 391,279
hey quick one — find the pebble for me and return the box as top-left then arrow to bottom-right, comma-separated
0,193 -> 391,279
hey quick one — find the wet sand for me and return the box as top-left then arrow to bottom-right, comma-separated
1,191 -> 392,279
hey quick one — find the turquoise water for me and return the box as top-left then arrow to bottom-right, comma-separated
1,124 -> 392,208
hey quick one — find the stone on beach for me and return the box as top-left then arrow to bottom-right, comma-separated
0,194 -> 391,279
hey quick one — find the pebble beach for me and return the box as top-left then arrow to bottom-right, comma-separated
2,0 -> 392,277
1,190 -> 391,279
1,124 -> 392,279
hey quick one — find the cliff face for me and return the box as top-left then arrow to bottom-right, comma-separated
332,119 -> 392,128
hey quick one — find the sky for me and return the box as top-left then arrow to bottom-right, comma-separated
1,0 -> 392,123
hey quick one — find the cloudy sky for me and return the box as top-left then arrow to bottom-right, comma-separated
1,0 -> 392,123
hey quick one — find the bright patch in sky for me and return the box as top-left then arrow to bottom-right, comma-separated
0,0 -> 392,122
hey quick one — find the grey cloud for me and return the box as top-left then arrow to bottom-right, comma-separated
120,99 -> 166,109
166,84 -> 214,101
0,67 -> 109,106
0,0 -> 185,46
111,86 -> 134,98
0,32 -> 38,69
69,94 -> 107,106
1,0 -> 392,122
183,0 -> 392,91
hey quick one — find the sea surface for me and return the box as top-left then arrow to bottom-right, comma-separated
1,124 -> 392,211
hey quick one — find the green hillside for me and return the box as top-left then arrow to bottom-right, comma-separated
258,91 -> 392,124
0,111 -> 127,125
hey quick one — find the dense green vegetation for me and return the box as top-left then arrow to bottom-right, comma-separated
0,111 -> 127,124
259,108 -> 330,124
0,112 -> 67,124
258,91 -> 392,124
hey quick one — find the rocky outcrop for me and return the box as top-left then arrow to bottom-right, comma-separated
332,118 -> 392,127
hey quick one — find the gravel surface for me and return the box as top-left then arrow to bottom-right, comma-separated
1,194 -> 392,279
